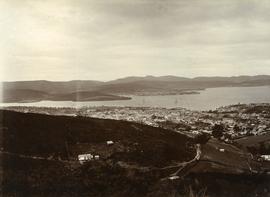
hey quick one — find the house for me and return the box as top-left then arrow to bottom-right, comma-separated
261,155 -> 270,161
94,155 -> 100,160
169,176 -> 179,180
219,149 -> 225,152
107,140 -> 114,145
78,154 -> 93,164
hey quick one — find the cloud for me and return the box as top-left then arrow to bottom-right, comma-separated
1,0 -> 270,81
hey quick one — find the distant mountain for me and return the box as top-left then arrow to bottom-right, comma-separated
107,75 -> 190,84
193,75 -> 270,82
99,75 -> 270,95
3,80 -> 104,94
49,91 -> 131,102
2,75 -> 270,99
2,89 -> 49,103
2,89 -> 131,103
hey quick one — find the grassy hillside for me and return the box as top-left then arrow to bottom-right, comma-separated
0,110 -> 195,196
236,133 -> 270,155
1,110 -> 270,197
0,110 -> 193,166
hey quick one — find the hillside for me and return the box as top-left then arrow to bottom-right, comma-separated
107,75 -> 190,84
2,75 -> 270,97
0,110 -> 194,196
2,80 -> 104,94
2,89 -> 49,103
48,91 -> 131,102
99,75 -> 270,95
0,110 -> 194,166
1,110 -> 270,197
1,89 -> 131,103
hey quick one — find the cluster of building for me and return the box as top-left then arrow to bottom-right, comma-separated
76,104 -> 270,140
78,154 -> 100,164
78,106 -> 196,127
77,140 -> 114,164
210,104 -> 270,138
2,104 -> 270,164
3,103 -> 270,140
2,106 -> 78,116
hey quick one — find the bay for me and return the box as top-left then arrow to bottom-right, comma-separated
1,86 -> 270,111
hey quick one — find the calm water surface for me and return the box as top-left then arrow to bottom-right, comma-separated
1,86 -> 270,111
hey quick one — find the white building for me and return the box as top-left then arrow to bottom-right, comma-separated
219,149 -> 225,152
261,155 -> 270,161
78,154 -> 93,164
169,176 -> 179,180
107,140 -> 114,145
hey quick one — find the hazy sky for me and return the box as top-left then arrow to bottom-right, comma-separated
1,0 -> 270,81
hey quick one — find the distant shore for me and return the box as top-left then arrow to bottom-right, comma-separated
1,90 -> 132,103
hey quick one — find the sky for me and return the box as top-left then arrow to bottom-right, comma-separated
1,0 -> 270,81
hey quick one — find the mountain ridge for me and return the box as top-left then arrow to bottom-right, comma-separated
3,75 -> 270,83
2,89 -> 131,103
1,75 -> 270,102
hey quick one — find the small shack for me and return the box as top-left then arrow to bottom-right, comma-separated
78,153 -> 93,164
261,155 -> 270,161
107,140 -> 114,145
219,148 -> 225,152
169,176 -> 179,180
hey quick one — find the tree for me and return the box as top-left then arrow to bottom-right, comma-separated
233,124 -> 241,132
194,133 -> 210,144
212,124 -> 225,138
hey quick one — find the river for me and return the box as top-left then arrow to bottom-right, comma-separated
1,86 -> 270,111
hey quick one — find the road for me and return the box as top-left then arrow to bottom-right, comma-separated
0,151 -> 78,164
169,144 -> 201,177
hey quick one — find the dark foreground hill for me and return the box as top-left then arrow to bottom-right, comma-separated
0,110 -> 270,197
0,110 -> 193,165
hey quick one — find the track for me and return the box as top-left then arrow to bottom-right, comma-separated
169,144 -> 201,177
0,151 -> 78,164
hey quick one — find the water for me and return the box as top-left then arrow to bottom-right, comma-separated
1,86 -> 270,111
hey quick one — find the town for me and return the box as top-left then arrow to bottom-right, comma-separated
4,103 -> 270,140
